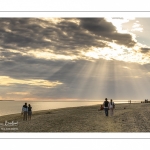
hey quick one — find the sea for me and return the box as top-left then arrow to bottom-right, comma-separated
0,100 -> 141,116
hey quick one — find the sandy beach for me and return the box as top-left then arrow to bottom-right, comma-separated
0,103 -> 150,132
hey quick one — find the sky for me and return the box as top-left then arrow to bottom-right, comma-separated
0,18 -> 150,101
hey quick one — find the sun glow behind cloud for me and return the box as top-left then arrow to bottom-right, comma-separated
19,17 -> 150,65
28,50 -> 78,60
7,92 -> 29,95
20,43 -> 150,65
0,18 -> 149,65
83,43 -> 150,64
0,76 -> 63,88
1,18 -> 150,101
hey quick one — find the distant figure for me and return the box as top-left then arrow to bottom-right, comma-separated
98,105 -> 104,111
130,100 -> 131,104
109,99 -> 115,117
103,98 -> 109,116
22,103 -> 28,121
28,104 -> 32,121
100,105 -> 104,110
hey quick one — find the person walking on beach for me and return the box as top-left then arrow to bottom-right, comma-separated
21,103 -> 28,121
103,98 -> 109,116
28,104 -> 32,121
98,105 -> 104,111
109,99 -> 115,117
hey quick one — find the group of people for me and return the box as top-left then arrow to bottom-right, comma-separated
128,100 -> 131,104
99,98 -> 115,117
145,99 -> 149,103
21,103 -> 32,121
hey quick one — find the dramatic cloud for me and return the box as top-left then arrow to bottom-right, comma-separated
140,47 -> 150,53
79,18 -> 136,47
1,18 -> 150,100
0,18 -> 136,58
0,18 -> 107,53
0,18 -> 141,66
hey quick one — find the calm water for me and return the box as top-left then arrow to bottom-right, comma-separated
0,100 -> 140,116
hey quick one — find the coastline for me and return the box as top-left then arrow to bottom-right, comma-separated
0,102 -> 150,132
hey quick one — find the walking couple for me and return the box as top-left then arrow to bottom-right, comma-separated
103,98 -> 115,117
21,103 -> 32,121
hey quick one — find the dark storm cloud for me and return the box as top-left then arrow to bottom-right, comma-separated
0,18 -> 107,55
79,18 -> 136,47
140,47 -> 150,53
0,50 -> 91,82
79,18 -> 116,33
0,18 -> 136,56
0,19 -> 53,50
0,18 -> 140,100
0,53 -> 65,80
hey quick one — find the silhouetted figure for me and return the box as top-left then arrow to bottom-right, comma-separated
22,103 -> 28,121
109,99 -> 115,116
101,105 -> 104,110
28,104 -> 32,121
98,105 -> 103,111
103,98 -> 109,116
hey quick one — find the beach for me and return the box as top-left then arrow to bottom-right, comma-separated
0,103 -> 150,132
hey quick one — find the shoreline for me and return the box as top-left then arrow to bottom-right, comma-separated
0,103 -> 102,118
0,101 -> 140,117
0,103 -> 149,132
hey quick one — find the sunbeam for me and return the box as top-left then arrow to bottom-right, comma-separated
1,18 -> 150,101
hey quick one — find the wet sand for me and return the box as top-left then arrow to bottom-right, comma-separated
0,103 -> 150,132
